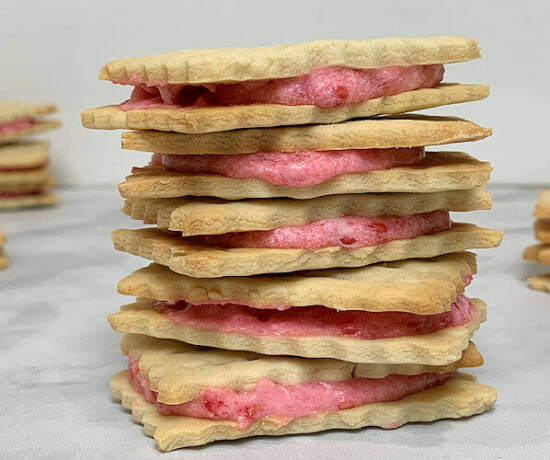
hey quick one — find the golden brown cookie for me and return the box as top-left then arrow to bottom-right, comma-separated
111,223 -> 503,278
121,115 -> 491,155
119,151 -> 492,200
527,274 -> 550,293
121,334 -> 483,403
118,252 -> 476,315
534,190 -> 550,219
82,84 -> 488,134
100,37 -> 481,85
535,220 -> 550,243
122,189 -> 492,236
0,141 -> 49,168
523,244 -> 550,265
109,298 -> 485,364
111,370 -> 496,451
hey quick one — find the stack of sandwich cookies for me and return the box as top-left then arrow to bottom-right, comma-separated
523,190 -> 550,292
0,227 -> 6,269
0,102 -> 61,209
82,37 -> 502,450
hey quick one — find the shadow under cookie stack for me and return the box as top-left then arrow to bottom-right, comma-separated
523,190 -> 550,292
0,101 -> 61,211
82,37 -> 503,451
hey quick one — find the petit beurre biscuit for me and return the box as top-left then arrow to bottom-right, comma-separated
81,36 -> 500,450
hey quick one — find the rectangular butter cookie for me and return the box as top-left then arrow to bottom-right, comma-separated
111,223 -> 502,278
119,151 -> 492,200
108,298 -> 486,364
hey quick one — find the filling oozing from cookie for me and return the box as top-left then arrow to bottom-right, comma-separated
128,356 -> 454,430
0,118 -> 36,135
154,293 -> 478,340
149,146 -> 425,187
118,64 -> 444,110
178,210 -> 450,249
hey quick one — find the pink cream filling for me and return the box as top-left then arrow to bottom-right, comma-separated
0,189 -> 44,199
119,64 -> 444,110
181,210 -> 451,250
128,356 -> 453,430
0,162 -> 47,173
154,294 -> 477,340
149,146 -> 425,187
0,118 -> 35,135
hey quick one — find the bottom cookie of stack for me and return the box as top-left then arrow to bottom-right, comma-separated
111,334 -> 496,451
523,190 -> 550,292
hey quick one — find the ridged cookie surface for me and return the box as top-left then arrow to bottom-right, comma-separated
111,223 -> 503,278
110,370 -> 496,451
100,37 -> 480,84
119,152 -> 492,200
121,115 -> 491,155
82,84 -> 488,134
122,189 -> 492,236
118,252 -> 477,315
121,334 -> 483,405
0,141 -> 49,168
108,298 -> 486,364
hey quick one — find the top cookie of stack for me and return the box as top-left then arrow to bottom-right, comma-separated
82,36 -> 487,134
82,37 -> 502,451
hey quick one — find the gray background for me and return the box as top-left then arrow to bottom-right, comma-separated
0,0 -> 548,184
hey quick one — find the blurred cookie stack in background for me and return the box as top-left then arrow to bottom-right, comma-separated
523,190 -> 550,292
0,101 -> 60,210
82,37 -> 503,451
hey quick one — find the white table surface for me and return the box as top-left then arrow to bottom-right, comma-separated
0,185 -> 549,459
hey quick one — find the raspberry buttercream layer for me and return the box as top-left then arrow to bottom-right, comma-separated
155,294 -> 476,341
184,211 -> 450,250
111,224 -> 503,278
121,64 -> 444,110
120,152 -> 492,200
0,120 -> 60,144
121,334 -> 484,403
129,354 -> 453,430
111,370 -> 496,450
108,298 -> 487,364
0,118 -> 35,135
122,189 -> 492,237
151,146 -> 425,187
81,84 -> 489,134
